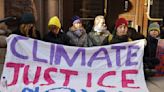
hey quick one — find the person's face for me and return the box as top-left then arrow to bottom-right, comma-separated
73,22 -> 82,29
149,29 -> 159,38
49,25 -> 60,35
97,19 -> 106,30
116,24 -> 128,36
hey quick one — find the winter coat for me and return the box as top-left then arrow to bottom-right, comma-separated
143,35 -> 160,79
43,30 -> 69,45
144,36 -> 160,69
12,28 -> 40,40
127,27 -> 145,40
108,33 -> 132,44
67,26 -> 88,47
88,29 -> 110,46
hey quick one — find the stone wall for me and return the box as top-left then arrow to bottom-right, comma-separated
5,0 -> 36,18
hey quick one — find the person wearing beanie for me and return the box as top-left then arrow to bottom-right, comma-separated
143,22 -> 160,79
148,22 -> 160,38
108,17 -> 131,44
43,16 -> 69,45
71,16 -> 81,24
66,16 -> 89,47
0,23 -> 12,48
88,15 -> 110,46
12,13 -> 40,39
48,16 -> 61,31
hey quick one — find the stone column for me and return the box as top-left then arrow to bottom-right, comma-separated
48,0 -> 59,18
0,0 -> 4,18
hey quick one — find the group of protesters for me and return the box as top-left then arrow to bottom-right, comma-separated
0,12 -> 163,79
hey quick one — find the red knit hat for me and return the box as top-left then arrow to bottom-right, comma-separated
115,18 -> 128,29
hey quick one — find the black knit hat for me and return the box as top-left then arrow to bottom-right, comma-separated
71,16 -> 81,24
20,13 -> 35,24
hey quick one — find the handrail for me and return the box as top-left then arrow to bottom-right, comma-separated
104,0 -> 107,17
147,0 -> 163,21
80,18 -> 94,20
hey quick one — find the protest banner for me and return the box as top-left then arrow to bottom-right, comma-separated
0,78 -> 7,92
1,34 -> 149,92
0,86 -> 7,92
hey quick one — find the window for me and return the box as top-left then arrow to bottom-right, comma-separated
73,0 -> 105,18
63,0 -> 106,31
149,0 -> 164,18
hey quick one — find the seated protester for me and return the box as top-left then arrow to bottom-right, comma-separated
12,13 -> 40,39
144,22 -> 160,79
88,15 -> 110,46
43,16 -> 69,45
108,18 -> 132,44
67,16 -> 88,47
127,27 -> 145,40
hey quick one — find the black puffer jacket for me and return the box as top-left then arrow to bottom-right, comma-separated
144,36 -> 160,69
43,31 -> 69,45
109,35 -> 131,44
143,35 -> 160,79
12,28 -> 40,40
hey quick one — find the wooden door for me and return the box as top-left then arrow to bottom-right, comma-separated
106,0 -> 145,34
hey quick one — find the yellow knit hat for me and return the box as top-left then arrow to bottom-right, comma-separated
48,16 -> 61,29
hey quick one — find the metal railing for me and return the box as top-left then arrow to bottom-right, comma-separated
147,0 -> 163,21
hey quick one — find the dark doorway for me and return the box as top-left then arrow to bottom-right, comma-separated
63,0 -> 105,32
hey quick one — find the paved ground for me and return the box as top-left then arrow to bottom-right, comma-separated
147,77 -> 164,92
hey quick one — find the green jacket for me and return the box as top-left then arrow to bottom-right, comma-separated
88,29 -> 110,46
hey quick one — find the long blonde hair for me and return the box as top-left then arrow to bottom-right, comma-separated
20,24 -> 37,38
94,15 -> 105,26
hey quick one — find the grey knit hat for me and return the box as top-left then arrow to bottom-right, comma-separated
148,22 -> 160,32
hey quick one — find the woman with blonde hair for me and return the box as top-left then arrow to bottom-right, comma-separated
13,13 -> 40,39
88,15 -> 110,46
